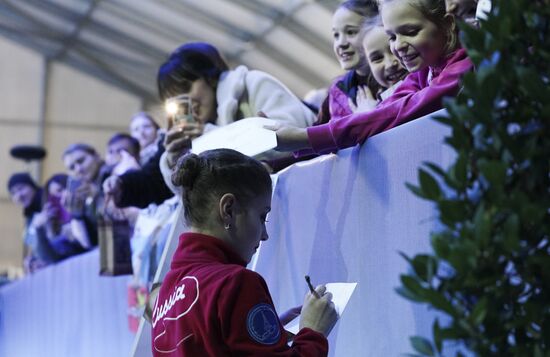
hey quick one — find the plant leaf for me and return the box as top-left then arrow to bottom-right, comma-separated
410,336 -> 435,356
433,319 -> 443,353
418,169 -> 442,200
470,297 -> 488,325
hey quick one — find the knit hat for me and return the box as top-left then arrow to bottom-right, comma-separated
7,172 -> 38,192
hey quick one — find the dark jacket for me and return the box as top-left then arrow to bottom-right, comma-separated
115,143 -> 173,208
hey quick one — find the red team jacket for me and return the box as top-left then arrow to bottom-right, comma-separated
151,233 -> 328,356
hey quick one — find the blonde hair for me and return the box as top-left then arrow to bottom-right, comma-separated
380,0 -> 458,55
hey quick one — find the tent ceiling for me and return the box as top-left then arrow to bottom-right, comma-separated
0,0 -> 342,106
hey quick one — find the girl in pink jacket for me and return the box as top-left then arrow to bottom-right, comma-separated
272,0 -> 474,155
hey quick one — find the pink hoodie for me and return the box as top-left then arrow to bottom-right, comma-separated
306,48 -> 474,154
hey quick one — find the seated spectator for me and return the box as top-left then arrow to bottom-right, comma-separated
102,133 -> 142,226
103,119 -> 171,210
103,132 -> 173,284
63,143 -> 108,185
27,174 -> 87,265
103,141 -> 173,209
105,133 -> 141,176
270,0 -> 474,154
7,173 -> 44,273
62,143 -> 109,247
130,112 -> 163,166
8,172 -> 42,225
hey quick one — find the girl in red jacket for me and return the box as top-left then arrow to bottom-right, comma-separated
151,149 -> 338,356
271,0 -> 474,155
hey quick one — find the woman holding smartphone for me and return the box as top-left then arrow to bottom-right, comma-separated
157,42 -> 317,168
27,174 -> 88,265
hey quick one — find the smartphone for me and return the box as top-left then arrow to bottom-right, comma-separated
48,195 -> 72,223
165,95 -> 195,126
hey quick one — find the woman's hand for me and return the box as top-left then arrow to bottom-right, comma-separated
31,208 -> 49,228
103,175 -> 122,202
299,285 -> 338,337
164,119 -> 205,168
349,85 -> 378,113
62,183 -> 95,215
264,124 -> 310,152
178,121 -> 205,142
112,150 -> 140,176
104,197 -> 125,220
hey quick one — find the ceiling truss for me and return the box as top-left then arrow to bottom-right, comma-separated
0,0 -> 342,105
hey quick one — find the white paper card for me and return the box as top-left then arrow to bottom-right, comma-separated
476,0 -> 491,20
191,117 -> 278,157
285,282 -> 358,335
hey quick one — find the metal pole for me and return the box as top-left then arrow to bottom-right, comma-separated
35,57 -> 50,183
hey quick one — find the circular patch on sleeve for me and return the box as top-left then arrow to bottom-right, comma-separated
246,303 -> 281,345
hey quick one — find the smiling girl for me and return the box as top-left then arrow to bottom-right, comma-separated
354,16 -> 409,112
272,0 -> 473,154
130,112 -> 162,165
317,0 -> 380,124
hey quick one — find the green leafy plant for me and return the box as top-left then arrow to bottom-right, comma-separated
399,0 -> 550,355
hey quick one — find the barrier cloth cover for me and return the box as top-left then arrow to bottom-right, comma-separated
0,249 -> 134,357
254,110 -> 454,356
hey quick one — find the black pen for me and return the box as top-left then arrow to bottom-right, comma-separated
305,275 -> 320,298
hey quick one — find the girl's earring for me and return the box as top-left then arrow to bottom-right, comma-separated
224,223 -> 231,230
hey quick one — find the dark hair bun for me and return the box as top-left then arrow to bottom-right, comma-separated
172,153 -> 202,190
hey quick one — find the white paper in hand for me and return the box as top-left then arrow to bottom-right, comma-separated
191,117 -> 278,157
476,0 -> 491,21
285,282 -> 358,335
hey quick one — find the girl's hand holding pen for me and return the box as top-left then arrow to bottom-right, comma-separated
299,284 -> 339,337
